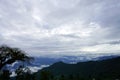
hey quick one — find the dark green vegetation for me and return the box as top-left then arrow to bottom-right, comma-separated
0,45 -> 33,70
1,45 -> 120,80
36,56 -> 120,80
0,45 -> 33,80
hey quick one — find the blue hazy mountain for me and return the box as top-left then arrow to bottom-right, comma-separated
9,55 -> 120,80
35,56 -> 120,80
32,55 -> 119,66
8,55 -> 119,72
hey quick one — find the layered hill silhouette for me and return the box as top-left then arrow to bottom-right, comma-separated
36,56 -> 120,79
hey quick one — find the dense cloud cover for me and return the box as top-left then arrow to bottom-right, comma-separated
0,0 -> 120,57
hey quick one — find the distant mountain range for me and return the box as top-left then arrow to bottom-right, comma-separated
8,55 -> 119,73
35,56 -> 120,80
9,55 -> 120,80
32,54 -> 119,66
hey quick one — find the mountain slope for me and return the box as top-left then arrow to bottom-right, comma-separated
37,56 -> 120,79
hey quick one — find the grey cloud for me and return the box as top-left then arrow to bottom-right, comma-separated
60,34 -> 81,39
109,41 -> 120,45
0,0 -> 120,57
104,40 -> 120,45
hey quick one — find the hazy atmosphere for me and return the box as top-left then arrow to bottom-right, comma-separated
0,0 -> 120,57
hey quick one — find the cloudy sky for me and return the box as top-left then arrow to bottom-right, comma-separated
0,0 -> 120,57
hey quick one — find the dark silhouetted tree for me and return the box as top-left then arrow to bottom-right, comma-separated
15,65 -> 25,80
0,45 -> 34,80
0,45 -> 33,70
15,65 -> 33,80
24,67 -> 32,80
0,70 -> 11,80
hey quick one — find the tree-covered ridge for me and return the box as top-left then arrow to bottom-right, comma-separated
1,45 -> 120,80
36,56 -> 120,80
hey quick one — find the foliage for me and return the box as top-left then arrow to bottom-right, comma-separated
35,57 -> 120,80
0,70 -> 11,80
15,65 -> 33,80
0,45 -> 34,80
40,70 -> 52,80
0,45 -> 34,70
1,45 -> 120,80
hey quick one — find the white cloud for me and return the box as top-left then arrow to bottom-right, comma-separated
10,72 -> 17,77
10,65 -> 49,77
0,0 -> 120,57
81,44 -> 120,54
28,65 -> 49,73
